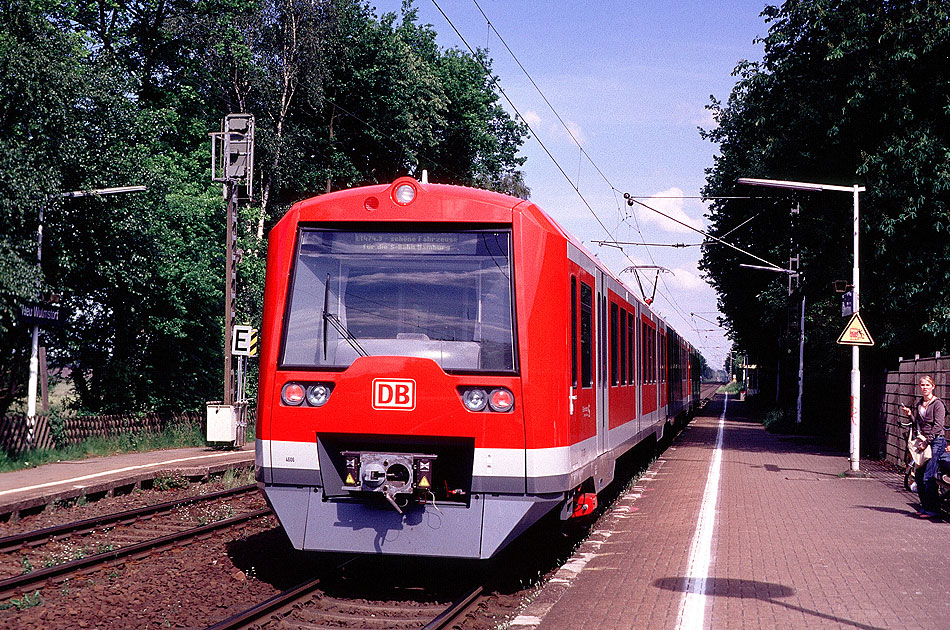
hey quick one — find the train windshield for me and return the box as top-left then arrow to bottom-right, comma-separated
281,228 -> 517,372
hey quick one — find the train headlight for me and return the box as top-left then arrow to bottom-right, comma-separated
281,382 -> 305,406
488,388 -> 515,412
461,388 -> 488,412
306,384 -> 332,407
393,182 -> 417,205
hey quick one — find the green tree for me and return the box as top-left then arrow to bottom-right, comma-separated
1,0 -> 529,417
701,0 -> 950,428
0,0 -> 94,414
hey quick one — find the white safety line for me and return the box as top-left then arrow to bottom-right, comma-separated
0,451 -> 246,497
675,393 -> 727,630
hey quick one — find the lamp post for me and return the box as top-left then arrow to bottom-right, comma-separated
738,177 -> 866,472
26,185 -> 146,442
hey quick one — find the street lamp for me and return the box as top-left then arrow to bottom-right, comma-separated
738,177 -> 866,472
26,185 -> 146,442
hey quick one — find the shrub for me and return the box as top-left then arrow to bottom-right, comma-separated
763,408 -> 798,434
153,471 -> 189,491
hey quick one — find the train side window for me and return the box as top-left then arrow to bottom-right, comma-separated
601,295 -> 607,379
653,330 -> 658,383
610,302 -> 619,386
640,324 -> 650,383
628,314 -> 635,386
620,309 -> 627,385
652,329 -> 657,383
644,323 -> 655,384
580,282 -> 593,388
660,333 -> 665,384
571,276 -> 577,389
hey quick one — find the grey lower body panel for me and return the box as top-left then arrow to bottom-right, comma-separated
262,483 -> 562,559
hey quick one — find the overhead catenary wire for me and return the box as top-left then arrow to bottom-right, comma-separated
429,0 -> 614,240
432,0 -> 711,350
624,196 -> 786,271
462,2 -> 702,333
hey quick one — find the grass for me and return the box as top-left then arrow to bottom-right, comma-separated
220,466 -> 255,488
0,422 -> 207,474
0,590 -> 41,611
153,470 -> 190,491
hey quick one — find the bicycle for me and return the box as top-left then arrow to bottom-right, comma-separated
897,406 -> 950,506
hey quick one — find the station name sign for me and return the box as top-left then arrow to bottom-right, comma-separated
17,302 -> 68,328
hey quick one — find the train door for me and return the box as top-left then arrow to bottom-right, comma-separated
634,302 -> 641,436
596,270 -> 609,455
659,325 -> 668,410
569,270 -> 597,451
640,313 -> 658,418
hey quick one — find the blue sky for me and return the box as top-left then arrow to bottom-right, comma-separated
374,1 -> 772,369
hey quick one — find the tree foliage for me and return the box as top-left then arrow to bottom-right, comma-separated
0,0 -> 528,415
701,0 -> 950,423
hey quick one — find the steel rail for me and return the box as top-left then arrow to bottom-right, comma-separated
0,507 -> 271,599
0,484 -> 257,553
203,575 -> 324,630
204,575 -> 486,630
423,583 -> 485,630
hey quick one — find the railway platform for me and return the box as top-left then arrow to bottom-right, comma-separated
511,394 -> 950,630
0,444 -> 254,521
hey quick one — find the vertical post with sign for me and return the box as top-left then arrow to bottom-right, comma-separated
210,115 -> 254,407
209,115 -> 254,446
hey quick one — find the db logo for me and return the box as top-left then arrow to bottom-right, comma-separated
372,379 -> 416,410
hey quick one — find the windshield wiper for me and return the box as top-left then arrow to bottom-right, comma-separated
322,273 -> 368,359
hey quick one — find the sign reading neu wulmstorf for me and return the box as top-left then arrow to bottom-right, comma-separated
17,302 -> 68,328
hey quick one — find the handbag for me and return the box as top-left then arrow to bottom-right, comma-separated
909,432 -> 933,467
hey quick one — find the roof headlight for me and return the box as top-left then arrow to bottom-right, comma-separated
394,183 -> 417,205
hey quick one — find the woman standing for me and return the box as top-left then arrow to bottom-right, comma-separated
901,375 -> 947,518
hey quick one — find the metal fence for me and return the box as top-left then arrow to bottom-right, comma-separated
0,410 -> 255,456
878,355 -> 950,466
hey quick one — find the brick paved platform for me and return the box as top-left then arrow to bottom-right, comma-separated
511,394 -> 950,630
0,444 -> 254,520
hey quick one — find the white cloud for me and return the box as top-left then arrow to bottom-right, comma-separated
559,119 -> 587,145
521,109 -> 542,130
635,187 -> 704,234
692,105 -> 717,129
667,266 -> 708,291
520,108 -> 586,145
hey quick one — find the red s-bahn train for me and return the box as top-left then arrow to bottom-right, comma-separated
256,176 -> 702,559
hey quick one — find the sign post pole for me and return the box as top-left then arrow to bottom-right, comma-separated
211,114 -> 254,409
850,184 -> 861,472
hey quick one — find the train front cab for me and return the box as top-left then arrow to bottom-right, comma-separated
257,180 -> 580,559
255,178 -> 698,559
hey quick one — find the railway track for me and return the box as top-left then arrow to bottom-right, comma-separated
0,484 -> 269,600
201,386 -> 722,630
206,572 -> 485,630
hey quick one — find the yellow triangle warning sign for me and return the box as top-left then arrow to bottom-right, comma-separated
418,476 -> 430,488
345,474 -> 356,485
837,312 -> 874,346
